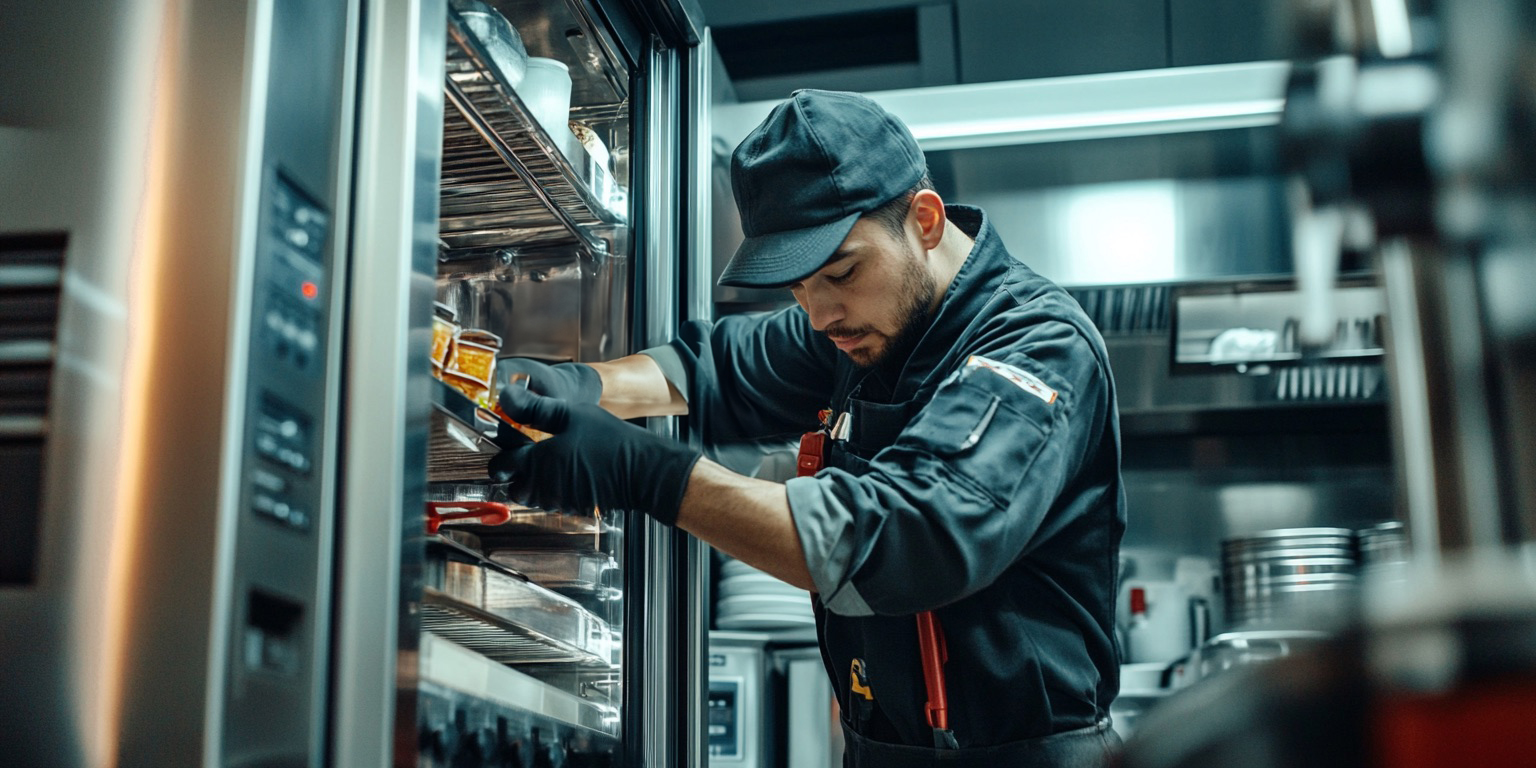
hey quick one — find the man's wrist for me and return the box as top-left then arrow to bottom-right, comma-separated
638,445 -> 704,527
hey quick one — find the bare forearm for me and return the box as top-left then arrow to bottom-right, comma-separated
675,458 -> 815,592
590,354 -> 687,419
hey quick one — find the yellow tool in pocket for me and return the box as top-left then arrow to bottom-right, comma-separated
850,658 -> 874,700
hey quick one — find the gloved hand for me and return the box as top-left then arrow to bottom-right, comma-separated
487,386 -> 702,525
497,358 -> 603,406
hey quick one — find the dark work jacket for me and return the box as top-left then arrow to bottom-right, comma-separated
645,206 -> 1126,754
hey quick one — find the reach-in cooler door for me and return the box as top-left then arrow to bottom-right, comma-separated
336,0 -> 711,765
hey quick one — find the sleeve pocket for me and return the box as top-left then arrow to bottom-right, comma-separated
905,381 -> 1002,457
899,371 -> 1057,503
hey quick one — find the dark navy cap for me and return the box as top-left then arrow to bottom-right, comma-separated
719,89 -> 926,289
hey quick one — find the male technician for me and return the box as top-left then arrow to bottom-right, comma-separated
490,89 -> 1125,766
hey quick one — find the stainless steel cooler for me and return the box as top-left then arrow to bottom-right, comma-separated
0,0 -> 715,765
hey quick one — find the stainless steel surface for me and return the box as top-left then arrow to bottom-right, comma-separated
775,645 -> 841,768
331,0 -> 446,765
1191,628 -> 1327,681
707,632 -> 774,768
620,33 -> 709,768
219,0 -> 360,759
2,2 -> 198,760
1,0 -> 358,763
1379,240 -> 1506,558
1356,521 -> 1408,568
419,632 -> 620,736
1221,526 -> 1361,630
685,30 -> 716,327
437,246 -> 585,360
1173,284 -> 1384,368
629,35 -> 697,768
958,176 -> 1294,288
681,30 -> 717,768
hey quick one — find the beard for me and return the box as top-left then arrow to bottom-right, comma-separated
829,244 -> 938,369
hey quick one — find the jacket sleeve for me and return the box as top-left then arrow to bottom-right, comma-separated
641,306 -> 840,448
785,317 -> 1111,616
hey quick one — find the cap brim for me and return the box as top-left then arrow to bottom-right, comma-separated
718,210 -> 862,289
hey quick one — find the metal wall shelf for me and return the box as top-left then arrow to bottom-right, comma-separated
441,9 -> 626,255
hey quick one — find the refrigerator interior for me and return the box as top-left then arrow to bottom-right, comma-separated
413,0 -> 634,763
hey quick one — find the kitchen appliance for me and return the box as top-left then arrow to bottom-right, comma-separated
0,0 -> 716,765
774,645 -> 843,768
1122,580 -> 1197,664
708,632 -> 774,768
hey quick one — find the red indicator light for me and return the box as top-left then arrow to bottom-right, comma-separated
300,281 -> 319,300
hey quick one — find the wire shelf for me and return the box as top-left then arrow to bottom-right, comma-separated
440,9 -> 627,254
422,586 -> 613,669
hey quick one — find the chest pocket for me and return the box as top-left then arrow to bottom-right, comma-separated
898,363 -> 1062,505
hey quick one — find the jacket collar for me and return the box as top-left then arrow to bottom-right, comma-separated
862,205 -> 1020,399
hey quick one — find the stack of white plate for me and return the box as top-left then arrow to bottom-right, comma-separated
714,557 -> 816,632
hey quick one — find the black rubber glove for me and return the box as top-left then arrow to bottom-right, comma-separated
487,386 -> 702,525
497,358 -> 603,405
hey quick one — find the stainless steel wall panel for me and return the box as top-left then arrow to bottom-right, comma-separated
1,0 -> 358,763
1,5 -> 199,763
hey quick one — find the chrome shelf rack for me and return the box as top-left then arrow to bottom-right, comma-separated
440,8 -> 626,255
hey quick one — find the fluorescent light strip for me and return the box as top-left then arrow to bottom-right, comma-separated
908,99 -> 1286,150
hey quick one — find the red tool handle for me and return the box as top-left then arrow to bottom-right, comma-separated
424,501 -> 514,534
916,610 -> 950,731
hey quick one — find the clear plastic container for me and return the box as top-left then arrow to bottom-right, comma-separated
455,0 -> 528,88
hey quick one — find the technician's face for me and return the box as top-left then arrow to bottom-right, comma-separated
789,217 -> 937,368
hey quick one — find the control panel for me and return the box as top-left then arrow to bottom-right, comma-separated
242,172 -> 328,539
707,680 -> 742,759
222,166 -> 341,762
257,178 -> 328,374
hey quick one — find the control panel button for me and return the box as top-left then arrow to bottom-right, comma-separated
252,490 -> 312,532
254,394 -> 313,477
